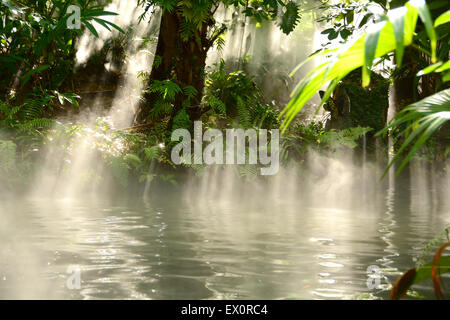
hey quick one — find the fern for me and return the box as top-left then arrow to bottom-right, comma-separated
17,118 -> 55,132
172,108 -> 192,130
183,85 -> 198,100
144,146 -> 161,161
235,95 -> 251,128
149,100 -> 173,119
179,19 -> 194,41
148,80 -> 182,101
214,34 -> 226,52
124,153 -> 142,168
207,95 -> 226,115
159,173 -> 178,186
19,100 -> 45,121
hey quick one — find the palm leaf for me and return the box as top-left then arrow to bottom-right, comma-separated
280,0 -> 440,133
380,89 -> 450,176
434,10 -> 450,27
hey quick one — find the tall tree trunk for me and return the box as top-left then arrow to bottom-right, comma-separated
136,9 -> 212,129
393,49 -> 417,113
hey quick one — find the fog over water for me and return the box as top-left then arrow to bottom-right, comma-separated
1,155 -> 449,299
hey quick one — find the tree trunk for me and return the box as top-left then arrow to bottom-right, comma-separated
136,9 -> 212,128
393,49 -> 417,113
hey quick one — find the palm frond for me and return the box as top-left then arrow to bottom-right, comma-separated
280,0 -> 437,132
380,89 -> 450,175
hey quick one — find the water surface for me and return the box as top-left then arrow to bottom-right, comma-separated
1,179 -> 448,299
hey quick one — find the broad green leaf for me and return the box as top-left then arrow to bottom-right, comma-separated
436,61 -> 450,73
418,61 -> 450,76
434,10 -> 450,27
391,256 -> 450,299
281,1 -> 421,132
408,0 -> 437,62
381,89 -> 450,176
363,21 -> 386,87
443,71 -> 450,82
414,260 -> 450,286
388,6 -> 407,68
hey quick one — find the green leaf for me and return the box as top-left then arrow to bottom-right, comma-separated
92,17 -> 111,31
144,146 -> 160,160
436,61 -> 450,73
358,13 -> 372,28
124,153 -> 142,168
281,1 -> 420,132
408,0 -> 437,62
381,89 -> 450,175
388,6 -> 407,68
434,10 -> 450,27
82,10 -> 118,18
321,28 -> 334,34
96,18 -> 125,34
340,29 -> 351,40
328,30 -> 338,40
363,21 -> 386,87
391,246 -> 450,299
417,61 -> 442,76
417,61 -> 450,76
82,19 -> 99,37
442,71 -> 450,82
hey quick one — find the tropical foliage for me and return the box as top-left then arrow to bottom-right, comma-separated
391,229 -> 450,300
0,0 -> 123,101
281,0 -> 449,172
136,0 -> 302,127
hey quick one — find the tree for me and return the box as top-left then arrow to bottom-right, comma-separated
0,0 -> 123,104
136,0 -> 301,130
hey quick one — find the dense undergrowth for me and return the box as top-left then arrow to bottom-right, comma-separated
0,64 -> 373,194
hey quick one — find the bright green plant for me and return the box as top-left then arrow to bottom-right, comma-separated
380,88 -> 450,173
281,0 -> 450,173
203,60 -> 280,129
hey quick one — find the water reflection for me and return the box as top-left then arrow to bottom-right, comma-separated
0,168 -> 449,299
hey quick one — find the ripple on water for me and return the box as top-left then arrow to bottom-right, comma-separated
0,191 -> 448,300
